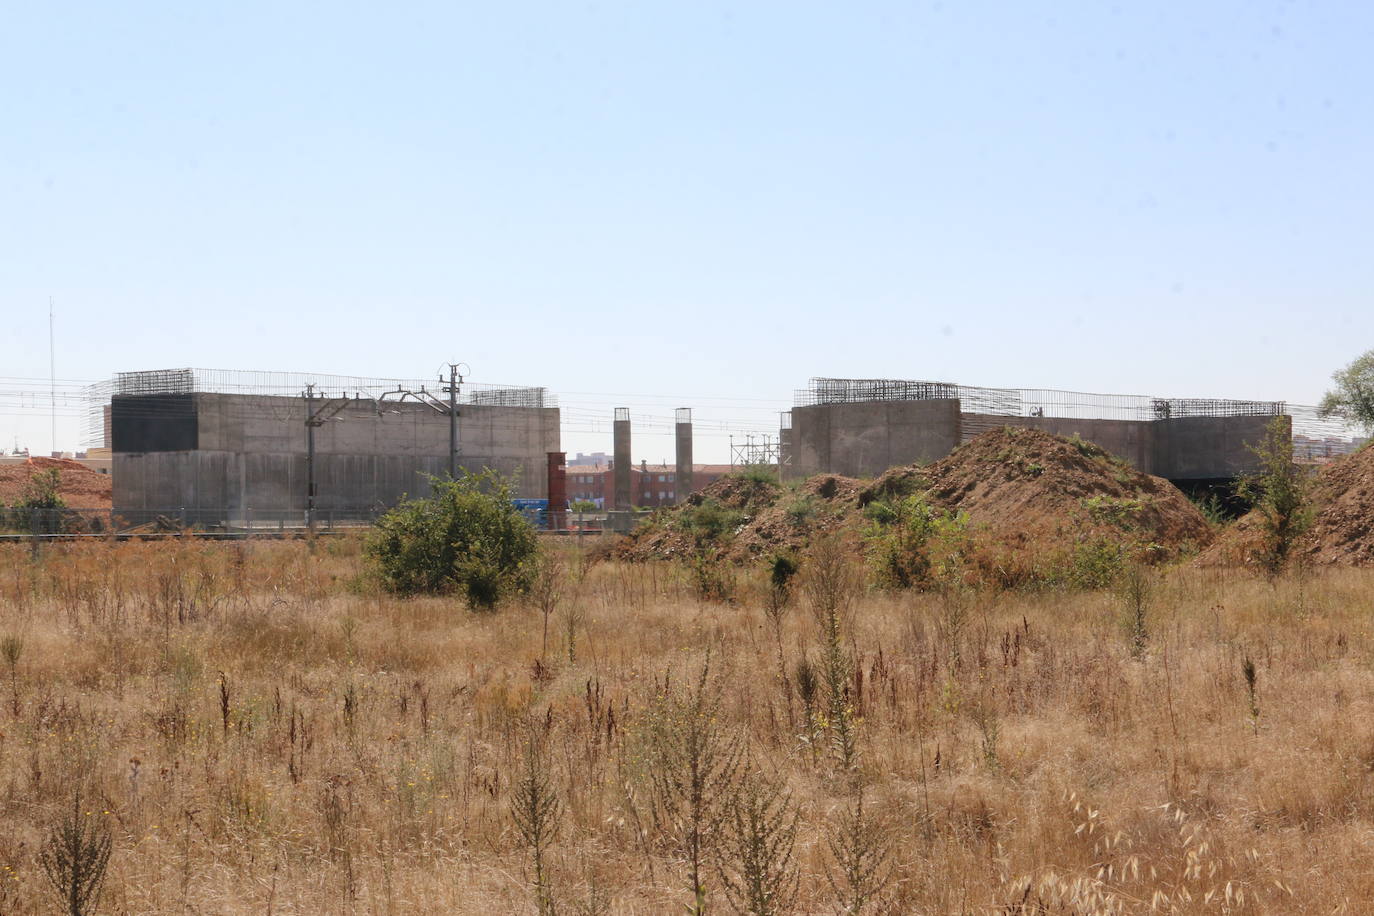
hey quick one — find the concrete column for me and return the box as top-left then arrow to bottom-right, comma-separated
613,408 -> 631,510
778,411 -> 793,482
546,451 -> 567,530
675,407 -> 693,504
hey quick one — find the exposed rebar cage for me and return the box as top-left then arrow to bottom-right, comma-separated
796,377 -> 1283,421
794,377 -> 1367,460
675,407 -> 691,424
85,368 -> 554,446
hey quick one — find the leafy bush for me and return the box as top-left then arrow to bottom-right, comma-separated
784,494 -> 818,527
1065,537 -> 1128,590
1237,416 -> 1313,577
864,494 -> 969,589
4,468 -> 67,533
365,470 -> 539,608
736,463 -> 779,486
675,499 -> 745,545
1081,495 -> 1145,529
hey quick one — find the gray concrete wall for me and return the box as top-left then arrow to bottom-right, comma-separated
795,398 -> 1279,482
792,400 -> 961,478
114,392 -> 558,517
1154,414 -> 1280,481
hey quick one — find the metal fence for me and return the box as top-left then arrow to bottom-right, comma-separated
0,506 -> 620,540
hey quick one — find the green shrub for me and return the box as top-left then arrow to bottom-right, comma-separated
365,470 -> 539,608
687,547 -> 736,602
736,463 -> 779,486
864,494 -> 969,589
675,499 -> 745,545
1081,495 -> 1145,529
1237,416 -> 1313,577
1066,537 -> 1128,590
784,494 -> 817,527
8,468 -> 67,534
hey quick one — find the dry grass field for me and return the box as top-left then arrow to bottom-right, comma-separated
2,536 -> 1373,914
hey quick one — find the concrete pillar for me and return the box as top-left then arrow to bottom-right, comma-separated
546,451 -> 567,530
778,410 -> 793,482
613,408 -> 631,510
675,407 -> 693,504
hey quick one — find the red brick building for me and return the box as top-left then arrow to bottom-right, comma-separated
565,462 -> 733,508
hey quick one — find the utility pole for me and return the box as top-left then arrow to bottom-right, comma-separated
48,297 -> 55,455
305,384 -> 317,532
441,363 -> 463,478
303,383 -> 352,533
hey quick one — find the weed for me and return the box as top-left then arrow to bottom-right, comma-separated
512,717 -> 563,916
824,788 -> 891,914
40,787 -> 113,916
718,764 -> 800,916
640,653 -> 744,913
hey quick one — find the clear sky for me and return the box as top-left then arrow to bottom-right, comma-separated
4,1 -> 1371,462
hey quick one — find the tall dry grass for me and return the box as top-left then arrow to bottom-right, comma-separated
0,536 -> 1372,912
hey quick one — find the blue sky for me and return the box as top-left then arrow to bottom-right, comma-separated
4,1 -> 1371,461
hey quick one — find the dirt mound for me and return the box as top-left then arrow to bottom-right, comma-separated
614,472 -> 863,562
1201,444 -> 1374,567
615,428 -> 1212,569
912,427 -> 1213,559
0,457 -> 112,510
685,474 -> 780,512
728,474 -> 865,559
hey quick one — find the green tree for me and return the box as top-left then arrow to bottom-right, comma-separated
1237,416 -> 1313,577
14,468 -> 66,534
1319,349 -> 1374,434
365,469 -> 539,608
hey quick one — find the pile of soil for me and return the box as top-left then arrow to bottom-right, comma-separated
0,457 -> 112,510
898,427 -> 1214,561
615,427 -> 1214,566
729,473 -> 864,559
613,474 -> 791,562
1201,444 -> 1374,567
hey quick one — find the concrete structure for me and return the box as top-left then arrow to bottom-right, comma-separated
790,378 -> 1289,483
779,412 -> 794,481
613,408 -> 631,510
675,408 -> 693,506
110,380 -> 559,523
793,399 -> 963,480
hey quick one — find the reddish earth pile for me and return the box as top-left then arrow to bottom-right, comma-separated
1202,445 -> 1374,567
616,427 -> 1213,565
0,457 -> 113,509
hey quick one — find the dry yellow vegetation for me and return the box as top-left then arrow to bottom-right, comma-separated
1,536 -> 1372,913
